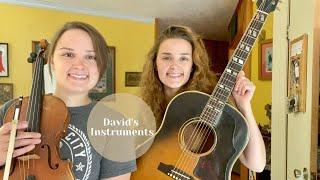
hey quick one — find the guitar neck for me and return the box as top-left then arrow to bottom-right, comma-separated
200,9 -> 270,126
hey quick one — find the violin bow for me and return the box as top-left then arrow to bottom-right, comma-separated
3,96 -> 23,180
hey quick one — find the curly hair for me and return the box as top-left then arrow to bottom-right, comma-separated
140,25 -> 217,127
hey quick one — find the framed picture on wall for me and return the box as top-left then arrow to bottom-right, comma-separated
259,39 -> 272,80
0,43 -> 9,77
89,46 -> 115,101
0,83 -> 13,104
125,72 -> 141,87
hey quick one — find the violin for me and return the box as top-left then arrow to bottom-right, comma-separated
0,39 -> 74,179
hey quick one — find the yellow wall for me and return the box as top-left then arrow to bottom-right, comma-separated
0,3 -> 154,99
251,5 -> 273,125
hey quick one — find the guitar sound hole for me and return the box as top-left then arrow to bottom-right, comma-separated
181,120 -> 216,155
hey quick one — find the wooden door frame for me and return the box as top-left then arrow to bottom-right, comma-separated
271,0 -> 289,179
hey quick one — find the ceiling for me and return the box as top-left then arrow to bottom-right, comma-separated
2,0 -> 240,40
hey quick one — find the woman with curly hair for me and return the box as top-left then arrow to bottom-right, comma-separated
139,25 -> 266,172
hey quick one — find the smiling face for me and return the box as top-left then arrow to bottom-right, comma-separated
156,38 -> 193,93
51,29 -> 99,95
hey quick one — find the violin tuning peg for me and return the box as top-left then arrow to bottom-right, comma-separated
27,57 -> 35,63
30,52 -> 37,58
27,52 -> 37,63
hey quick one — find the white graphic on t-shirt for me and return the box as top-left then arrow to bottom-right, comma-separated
76,162 -> 85,172
60,124 -> 93,180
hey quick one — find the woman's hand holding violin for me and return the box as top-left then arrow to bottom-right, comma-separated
0,121 -> 41,166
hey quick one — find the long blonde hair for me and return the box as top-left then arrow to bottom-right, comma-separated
140,25 -> 217,127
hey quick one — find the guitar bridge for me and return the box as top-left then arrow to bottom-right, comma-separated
157,162 -> 194,180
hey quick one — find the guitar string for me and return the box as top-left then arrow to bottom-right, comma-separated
172,2 -> 269,178
177,8 -> 267,177
184,5 -> 272,167
178,4 -> 270,177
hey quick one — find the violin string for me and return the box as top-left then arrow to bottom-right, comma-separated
27,50 -> 41,177
31,56 -> 38,175
18,158 -> 22,180
23,159 -> 25,180
31,55 -> 40,175
33,53 -> 42,175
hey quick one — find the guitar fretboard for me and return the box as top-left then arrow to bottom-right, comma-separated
200,10 -> 269,126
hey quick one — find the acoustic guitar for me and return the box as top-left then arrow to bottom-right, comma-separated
133,0 -> 278,179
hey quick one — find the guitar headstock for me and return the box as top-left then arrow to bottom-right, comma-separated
257,0 -> 279,13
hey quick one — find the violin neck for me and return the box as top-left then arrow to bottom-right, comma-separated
27,51 -> 45,132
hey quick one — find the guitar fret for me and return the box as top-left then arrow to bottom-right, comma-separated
224,72 -> 237,81
257,13 -> 266,22
230,62 -> 242,70
238,43 -> 251,53
254,18 -> 264,23
235,49 -> 249,59
226,65 -> 241,73
240,42 -> 252,49
216,86 -> 229,97
204,5 -> 273,127
237,47 -> 249,55
234,50 -> 247,59
213,92 -> 227,102
202,98 -> 226,126
252,20 -> 264,30
220,78 -> 236,89
245,33 -> 257,39
240,41 -> 252,49
208,98 -> 224,109
232,56 -> 245,65
248,27 -> 259,37
226,68 -> 237,76
204,107 -> 220,118
243,35 -> 255,46
214,88 -> 229,100
257,9 -> 268,15
218,80 -> 233,90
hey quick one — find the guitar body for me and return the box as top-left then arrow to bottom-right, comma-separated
132,91 -> 249,180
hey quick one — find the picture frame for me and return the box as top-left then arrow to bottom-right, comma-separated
0,83 -> 13,104
259,39 -> 273,80
125,72 -> 142,87
0,43 -> 9,77
287,34 -> 308,112
89,46 -> 116,101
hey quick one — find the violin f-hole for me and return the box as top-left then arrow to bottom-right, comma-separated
41,144 -> 59,170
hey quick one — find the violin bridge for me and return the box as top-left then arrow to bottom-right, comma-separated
17,154 -> 40,161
